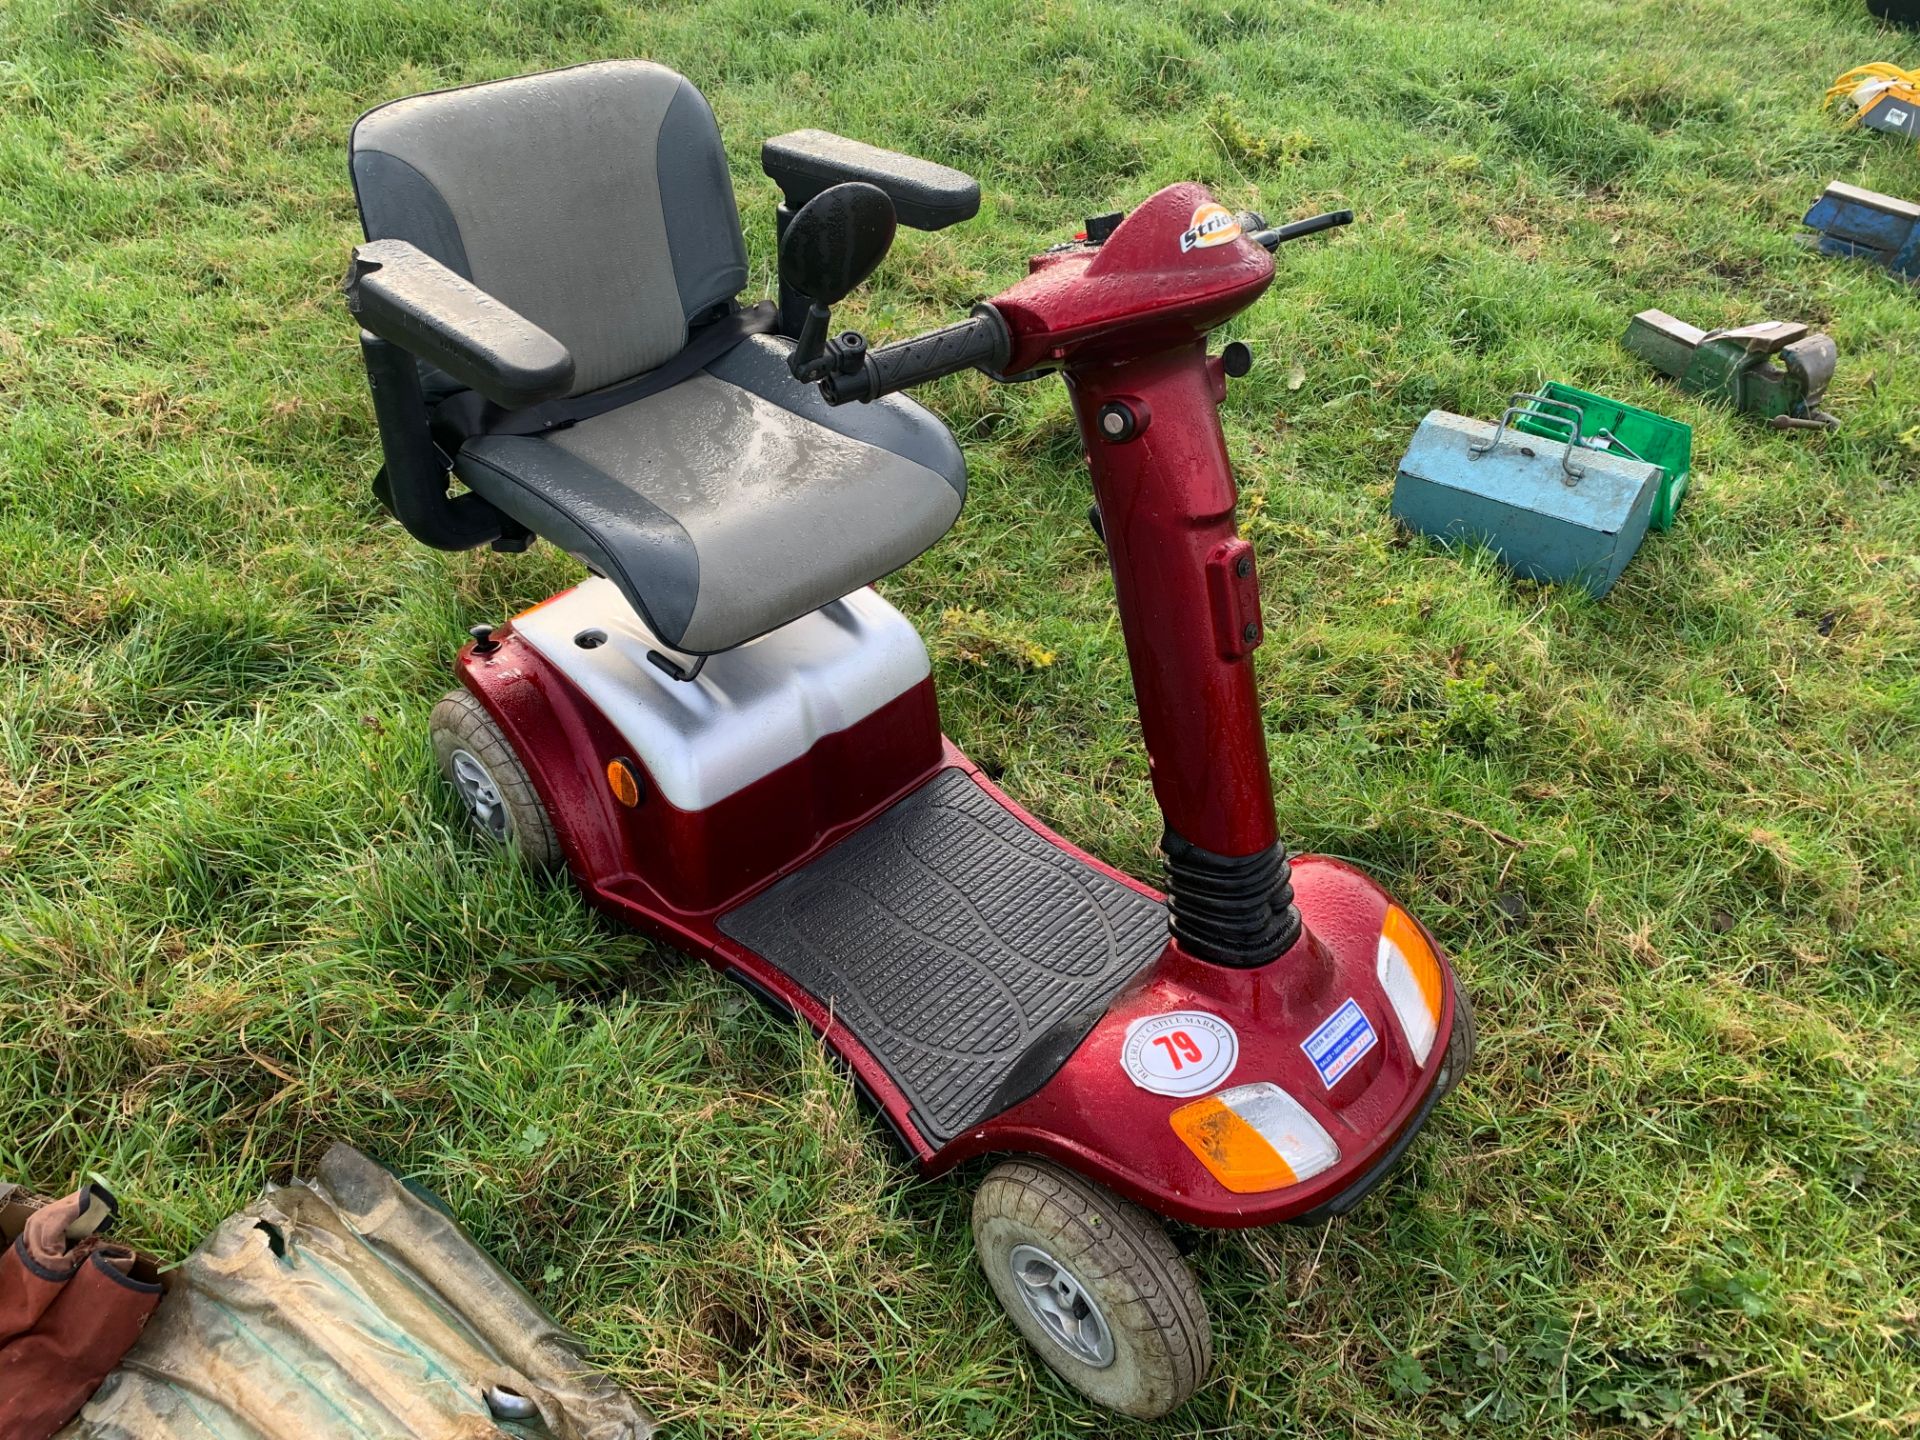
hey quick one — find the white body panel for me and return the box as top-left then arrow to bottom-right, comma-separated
512,578 -> 930,811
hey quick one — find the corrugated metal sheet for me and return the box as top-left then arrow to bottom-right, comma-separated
58,1146 -> 652,1440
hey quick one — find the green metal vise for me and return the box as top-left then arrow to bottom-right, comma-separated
1622,310 -> 1838,430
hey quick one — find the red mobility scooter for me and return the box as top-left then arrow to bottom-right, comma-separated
343,62 -> 1473,1418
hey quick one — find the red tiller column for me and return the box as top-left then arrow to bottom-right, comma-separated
1069,340 -> 1279,860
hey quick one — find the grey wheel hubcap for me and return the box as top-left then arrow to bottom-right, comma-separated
448,748 -> 512,842
1007,1243 -> 1115,1368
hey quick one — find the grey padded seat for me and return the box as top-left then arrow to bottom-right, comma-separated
351,60 -> 964,653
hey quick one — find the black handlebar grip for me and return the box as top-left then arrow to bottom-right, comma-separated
824,305 -> 1012,404
1250,209 -> 1354,252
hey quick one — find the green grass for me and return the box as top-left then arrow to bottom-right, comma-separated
3,0 -> 1917,1434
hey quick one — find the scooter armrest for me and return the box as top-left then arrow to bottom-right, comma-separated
343,239 -> 574,409
762,130 -> 979,231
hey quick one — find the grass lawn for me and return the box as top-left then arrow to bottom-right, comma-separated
3,0 -> 1918,1434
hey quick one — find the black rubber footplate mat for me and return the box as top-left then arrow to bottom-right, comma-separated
718,768 -> 1167,1146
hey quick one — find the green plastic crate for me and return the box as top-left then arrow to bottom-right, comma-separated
1514,382 -> 1693,530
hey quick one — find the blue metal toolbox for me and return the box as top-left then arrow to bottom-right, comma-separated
1392,394 -> 1663,598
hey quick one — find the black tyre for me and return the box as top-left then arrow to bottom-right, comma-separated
428,689 -> 562,869
1435,987 -> 1477,1101
973,1158 -> 1210,1418
1867,1 -> 1919,28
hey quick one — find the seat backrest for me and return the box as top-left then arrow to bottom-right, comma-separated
350,61 -> 748,397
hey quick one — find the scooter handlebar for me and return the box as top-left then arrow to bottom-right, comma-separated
815,209 -> 1350,404
819,305 -> 1011,405
1243,208 -> 1353,252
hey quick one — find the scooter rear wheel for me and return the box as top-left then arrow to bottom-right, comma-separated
973,1158 -> 1210,1418
429,689 -> 562,869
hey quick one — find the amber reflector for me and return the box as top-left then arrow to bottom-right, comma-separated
606,759 -> 641,807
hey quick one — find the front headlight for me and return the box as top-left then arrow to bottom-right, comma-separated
1376,904 -> 1443,1064
1170,1082 -> 1341,1194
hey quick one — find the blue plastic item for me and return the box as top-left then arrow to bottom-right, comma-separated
1802,181 -> 1920,281
1392,394 -> 1663,598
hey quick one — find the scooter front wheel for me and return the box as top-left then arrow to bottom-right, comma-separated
1435,988 -> 1477,1101
429,689 -> 562,869
973,1158 -> 1210,1418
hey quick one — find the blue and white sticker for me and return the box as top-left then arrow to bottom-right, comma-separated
1301,998 -> 1377,1089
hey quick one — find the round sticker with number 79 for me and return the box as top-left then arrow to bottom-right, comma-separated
1120,1011 -> 1240,1097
